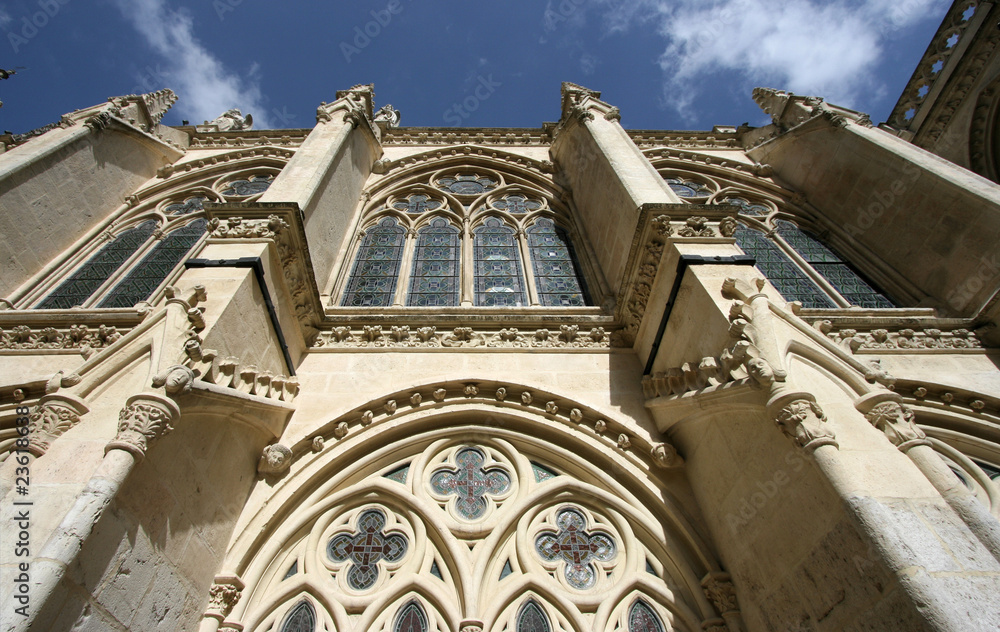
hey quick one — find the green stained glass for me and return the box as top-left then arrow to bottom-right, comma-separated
500,560 -> 513,580
342,217 -> 405,307
517,600 -> 550,632
531,462 -> 558,482
733,224 -> 835,308
407,218 -> 459,307
37,220 -> 158,309
97,219 -> 206,308
283,561 -> 298,580
474,218 -> 526,306
430,561 -> 442,579
527,218 -> 587,307
384,464 -> 410,484
775,220 -> 895,308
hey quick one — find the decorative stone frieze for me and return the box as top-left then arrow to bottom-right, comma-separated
774,399 -> 838,451
207,215 -> 289,240
27,394 -> 89,456
106,393 -> 181,458
631,132 -> 741,150
864,401 -> 930,451
0,324 -> 124,352
815,321 -> 984,352
365,144 -> 554,176
382,128 -> 552,146
311,324 -> 615,349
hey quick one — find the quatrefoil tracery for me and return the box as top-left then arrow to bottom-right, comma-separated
430,446 -> 512,520
326,508 -> 408,591
534,507 -> 617,590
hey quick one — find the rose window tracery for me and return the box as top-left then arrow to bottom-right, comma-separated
534,507 -> 617,589
430,446 -> 512,520
326,508 -> 408,590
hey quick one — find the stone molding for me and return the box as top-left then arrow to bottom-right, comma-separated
815,320 -> 984,352
615,204 -> 739,346
0,323 -> 125,353
311,324 -> 615,350
203,202 -> 323,343
282,379 -> 679,477
368,144 -> 554,177
187,132 -> 306,149
182,338 -> 299,403
382,127 -> 552,146
630,130 -> 741,150
156,146 -> 295,179
105,392 -> 181,459
753,88 -> 873,133
888,379 -> 998,420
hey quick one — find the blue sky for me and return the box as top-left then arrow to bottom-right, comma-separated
0,0 -> 949,133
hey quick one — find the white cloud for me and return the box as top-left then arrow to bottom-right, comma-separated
112,0 -> 272,128
595,0 -> 949,120
0,7 -> 12,28
580,53 -> 599,75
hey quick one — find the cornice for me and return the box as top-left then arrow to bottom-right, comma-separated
382,127 -> 553,146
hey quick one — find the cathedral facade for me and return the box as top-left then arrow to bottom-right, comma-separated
2,3 -> 1000,631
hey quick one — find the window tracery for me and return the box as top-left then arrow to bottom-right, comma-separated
394,602 -> 428,632
516,600 -> 550,632
430,446 -> 512,520
340,166 -> 590,309
221,174 -> 274,197
326,507 -> 408,591
280,600 -> 317,632
534,507 -> 617,590
659,166 -> 896,308
627,600 -> 665,632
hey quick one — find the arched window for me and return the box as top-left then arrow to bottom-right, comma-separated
628,600 -> 665,632
342,217 -> 406,307
732,224 -> 836,308
407,218 -> 460,307
516,600 -> 551,632
394,602 -> 428,632
279,600 -> 316,632
97,219 -> 207,308
474,218 -> 527,307
526,218 -> 587,307
37,220 -> 158,309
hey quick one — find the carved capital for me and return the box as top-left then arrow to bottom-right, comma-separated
106,394 -> 180,458
205,575 -> 245,621
27,394 -> 89,456
774,398 -> 838,451
460,620 -> 484,632
865,401 -> 929,451
702,572 -> 740,616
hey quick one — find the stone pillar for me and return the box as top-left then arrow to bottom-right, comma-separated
258,84 -> 383,290
856,392 -> 1000,562
14,369 -> 189,632
549,83 -> 680,295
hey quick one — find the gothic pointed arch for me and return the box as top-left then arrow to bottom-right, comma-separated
218,380 -> 732,632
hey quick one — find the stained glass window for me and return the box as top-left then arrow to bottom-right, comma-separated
327,508 -> 407,590
666,177 -> 711,198
222,175 -> 273,197
437,174 -> 497,196
97,219 -> 207,308
628,600 -> 665,632
516,600 -> 550,632
393,194 -> 442,214
494,194 -> 541,214
280,600 -> 316,632
283,561 -> 298,580
394,602 -> 428,632
164,197 -> 206,216
722,196 -> 770,217
384,464 -> 410,484
774,220 -> 896,309
500,560 -> 514,580
531,462 -> 558,483
527,218 -> 587,307
407,219 -> 460,307
535,507 -> 617,590
37,220 -> 158,309
342,217 -> 406,307
430,447 -> 512,520
733,224 -> 835,308
474,218 -> 526,306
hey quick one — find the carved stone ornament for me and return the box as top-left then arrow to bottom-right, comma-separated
774,399 -> 838,451
460,620 -> 484,632
651,443 -> 684,468
373,103 -> 401,127
206,582 -> 243,618
865,401 -> 929,450
702,572 -> 740,616
209,108 -> 253,132
207,215 -> 289,240
311,436 -> 325,452
257,443 -> 292,476
151,365 -> 196,396
106,394 -> 180,458
27,395 -> 88,456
